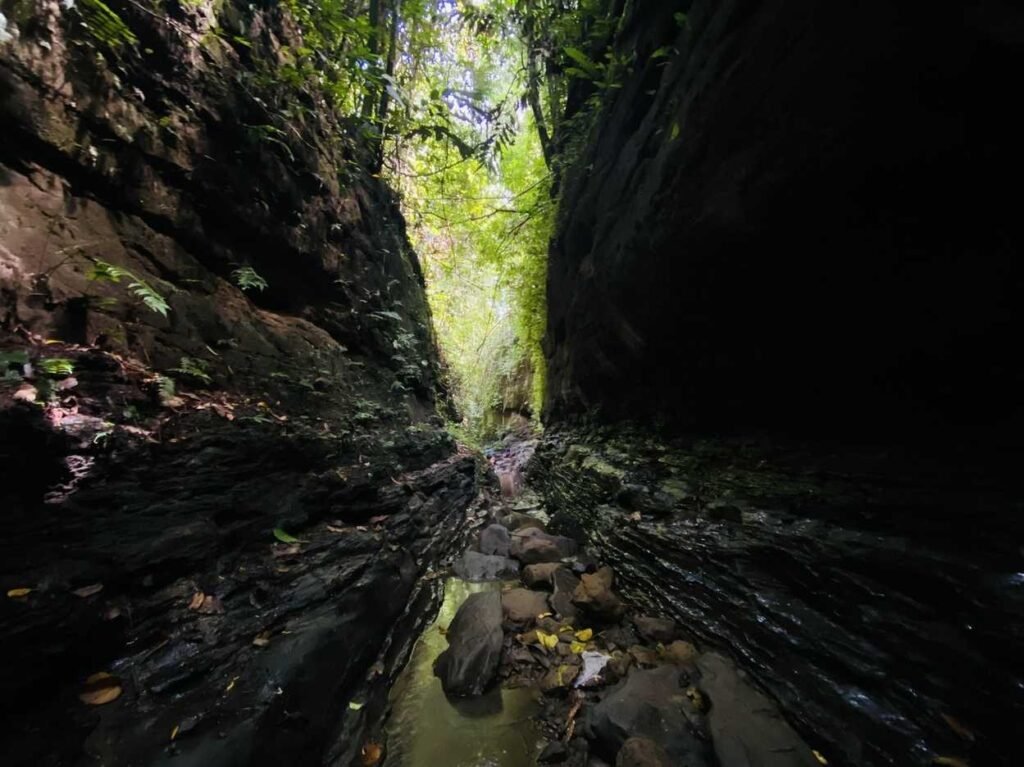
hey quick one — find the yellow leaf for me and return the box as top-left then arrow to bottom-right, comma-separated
349,701 -> 364,711
574,629 -> 593,642
537,612 -> 552,619
932,758 -> 969,767
225,676 -> 238,693
170,725 -> 180,741
812,750 -> 828,765
570,641 -> 586,654
79,672 -> 122,705
7,587 -> 32,598
536,630 -> 558,650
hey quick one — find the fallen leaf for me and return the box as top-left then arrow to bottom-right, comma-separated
574,628 -> 593,642
188,591 -> 205,610
252,631 -> 271,647
170,725 -> 180,741
272,528 -> 303,544
225,676 -> 238,693
536,630 -> 559,650
361,742 -> 383,766
13,385 -> 37,403
72,583 -> 104,598
932,758 -> 969,767
537,611 -> 553,620
348,701 -> 364,711
940,714 -> 975,742
628,511 -> 642,522
355,525 -> 368,532
7,587 -> 32,598
79,672 -> 122,705
326,525 -> 347,533
812,750 -> 828,765
570,641 -> 586,654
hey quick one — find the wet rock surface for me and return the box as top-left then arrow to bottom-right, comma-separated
530,427 -> 1023,766
433,591 -> 504,697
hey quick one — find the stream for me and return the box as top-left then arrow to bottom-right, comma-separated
383,579 -> 543,766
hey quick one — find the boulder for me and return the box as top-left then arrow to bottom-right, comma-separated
634,616 -> 676,644
696,652 -> 819,766
453,550 -> 520,581
663,640 -> 698,666
584,666 -> 713,765
572,566 -> 626,621
433,591 -> 503,697
538,740 -> 569,763
550,568 -> 581,621
499,511 -> 547,532
616,737 -> 671,767
479,523 -> 511,557
510,527 -> 578,564
501,588 -> 551,625
523,562 -> 563,589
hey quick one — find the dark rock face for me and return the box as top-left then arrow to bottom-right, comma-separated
479,523 -> 512,557
584,666 -> 712,766
530,430 -> 1024,766
0,3 -> 473,766
545,0 -> 1024,443
433,591 -> 504,697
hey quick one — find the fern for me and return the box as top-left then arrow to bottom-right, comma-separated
232,266 -> 269,292
89,261 -> 171,317
38,358 -> 75,377
170,357 -> 212,384
78,0 -> 138,49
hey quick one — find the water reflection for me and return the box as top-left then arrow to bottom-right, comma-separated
384,579 -> 542,766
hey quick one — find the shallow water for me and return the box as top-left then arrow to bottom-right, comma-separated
383,578 -> 543,767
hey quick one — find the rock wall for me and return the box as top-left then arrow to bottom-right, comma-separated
545,0 -> 1024,442
529,428 -> 1023,767
0,2 -> 476,765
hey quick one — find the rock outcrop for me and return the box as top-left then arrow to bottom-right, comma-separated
0,2 -> 474,765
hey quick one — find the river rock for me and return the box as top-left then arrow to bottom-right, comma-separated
523,562 -> 563,589
453,550 -> 520,581
479,523 -> 511,556
499,511 -> 547,532
572,566 -> 625,621
584,666 -> 713,765
510,527 -> 578,563
634,616 -> 676,643
696,652 -> 819,766
616,737 -> 671,767
433,591 -> 503,697
501,588 -> 551,625
538,740 -> 569,763
663,640 -> 698,666
550,568 -> 581,621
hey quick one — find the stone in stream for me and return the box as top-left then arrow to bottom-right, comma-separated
550,568 -> 581,621
616,737 -> 671,767
538,740 -> 569,763
572,565 -> 626,621
510,527 -> 577,564
478,523 -> 511,557
453,550 -> 520,581
634,615 -> 676,643
499,511 -> 547,532
523,562 -> 563,589
663,640 -> 698,666
583,666 -> 713,766
501,588 -> 551,625
433,591 -> 503,697
696,652 -> 820,766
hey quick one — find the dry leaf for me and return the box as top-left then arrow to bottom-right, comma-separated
72,583 -> 104,598
79,672 -> 122,705
574,628 -> 593,642
170,725 -> 180,741
188,592 -> 205,610
812,750 -> 828,765
7,587 -> 32,598
361,741 -> 383,766
252,631 -> 271,647
628,511 -> 642,522
326,525 -> 347,533
225,676 -> 238,693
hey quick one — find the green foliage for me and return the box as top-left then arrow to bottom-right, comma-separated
88,261 -> 171,317
77,0 -> 138,49
232,266 -> 268,292
170,357 -> 212,384
38,358 -> 75,378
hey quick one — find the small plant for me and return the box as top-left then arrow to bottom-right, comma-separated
89,261 -> 171,317
155,375 -> 176,401
232,266 -> 268,292
170,357 -> 212,384
38,358 -> 75,377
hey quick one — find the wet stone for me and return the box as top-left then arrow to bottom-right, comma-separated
615,737 -> 671,767
479,523 -> 511,557
634,616 -> 676,643
453,550 -> 520,581
523,562 -> 564,589
501,588 -> 551,626
539,740 -> 569,763
663,640 -> 698,666
500,511 -> 547,532
551,568 -> 581,621
433,591 -> 503,697
572,566 -> 625,621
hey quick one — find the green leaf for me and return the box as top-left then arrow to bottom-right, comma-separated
670,121 -> 680,141
273,528 -> 302,544
348,701 -> 364,711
